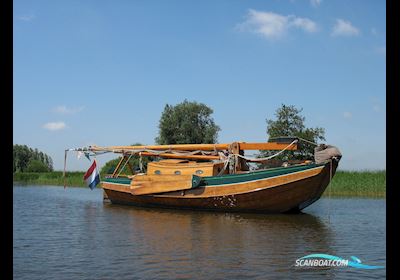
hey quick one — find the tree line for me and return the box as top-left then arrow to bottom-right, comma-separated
13,145 -> 53,173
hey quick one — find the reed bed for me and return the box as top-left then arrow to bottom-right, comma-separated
13,171 -> 86,187
324,170 -> 386,197
14,170 -> 386,197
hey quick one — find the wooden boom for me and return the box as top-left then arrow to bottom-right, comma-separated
90,141 -> 297,153
139,152 -> 220,160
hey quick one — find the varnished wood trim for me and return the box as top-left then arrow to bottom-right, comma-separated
239,142 -> 297,150
159,165 -> 324,198
102,165 -> 325,198
140,152 -> 220,160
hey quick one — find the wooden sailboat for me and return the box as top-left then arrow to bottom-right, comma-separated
68,137 -> 342,213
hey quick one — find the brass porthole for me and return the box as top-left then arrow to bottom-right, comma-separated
154,170 -> 161,175
174,170 -> 181,175
195,170 -> 203,175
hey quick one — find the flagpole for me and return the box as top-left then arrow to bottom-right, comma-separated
63,148 -> 79,189
63,150 -> 68,189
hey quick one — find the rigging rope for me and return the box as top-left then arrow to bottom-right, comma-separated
139,152 -> 143,172
116,153 -> 133,177
233,139 -> 299,162
296,137 -> 319,146
217,154 -> 233,175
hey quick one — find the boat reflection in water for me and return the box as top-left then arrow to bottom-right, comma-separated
101,203 -> 337,279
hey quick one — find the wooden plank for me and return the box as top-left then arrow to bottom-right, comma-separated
91,143 -> 229,152
139,152 -> 220,160
132,174 -> 194,182
130,175 -> 201,195
111,156 -> 126,177
147,161 -> 223,176
130,181 -> 190,195
239,142 -> 297,150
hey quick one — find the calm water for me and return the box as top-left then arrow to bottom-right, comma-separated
13,186 -> 386,280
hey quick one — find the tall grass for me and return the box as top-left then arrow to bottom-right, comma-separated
13,171 -> 86,187
324,170 -> 386,197
13,170 -> 386,197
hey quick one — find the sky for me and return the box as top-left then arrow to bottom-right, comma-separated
13,0 -> 386,171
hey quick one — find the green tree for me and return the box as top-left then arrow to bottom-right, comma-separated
261,104 -> 325,161
26,160 -> 51,172
155,100 -> 220,144
13,145 -> 31,172
13,145 -> 54,172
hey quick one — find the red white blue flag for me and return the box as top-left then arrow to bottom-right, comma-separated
83,160 -> 100,190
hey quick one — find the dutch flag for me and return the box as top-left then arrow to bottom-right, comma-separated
83,160 -> 100,190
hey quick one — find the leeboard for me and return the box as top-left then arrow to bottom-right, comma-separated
130,174 -> 202,195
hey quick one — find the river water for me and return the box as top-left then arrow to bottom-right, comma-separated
13,186 -> 386,279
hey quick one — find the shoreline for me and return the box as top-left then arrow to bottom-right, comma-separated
13,170 -> 386,198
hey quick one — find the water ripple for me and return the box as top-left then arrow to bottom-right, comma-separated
14,186 -> 385,279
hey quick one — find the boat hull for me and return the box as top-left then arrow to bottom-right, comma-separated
102,161 -> 338,213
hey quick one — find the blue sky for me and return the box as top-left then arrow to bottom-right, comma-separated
13,0 -> 386,171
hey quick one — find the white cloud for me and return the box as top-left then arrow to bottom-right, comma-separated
291,17 -> 318,33
237,10 -> 288,40
310,0 -> 322,7
53,105 -> 84,114
343,112 -> 352,119
43,122 -> 66,131
17,14 -> 35,21
331,19 -> 360,37
236,9 -> 318,40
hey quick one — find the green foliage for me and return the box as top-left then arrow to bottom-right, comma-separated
101,158 -> 123,175
13,171 -> 86,187
261,104 -> 325,161
325,170 -> 386,197
26,160 -> 51,172
13,144 -> 53,172
100,143 -> 153,175
13,172 -> 41,181
155,100 -> 220,144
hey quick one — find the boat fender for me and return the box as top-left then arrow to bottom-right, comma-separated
314,144 -> 342,164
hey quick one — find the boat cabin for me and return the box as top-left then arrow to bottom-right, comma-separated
147,159 -> 227,177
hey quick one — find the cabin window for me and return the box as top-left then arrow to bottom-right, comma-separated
195,170 -> 204,175
154,170 -> 161,175
174,171 -> 181,175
